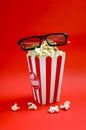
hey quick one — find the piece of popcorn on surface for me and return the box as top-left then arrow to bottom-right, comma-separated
60,101 -> 70,110
11,103 -> 20,111
48,105 -> 59,113
64,101 -> 70,110
27,102 -> 37,110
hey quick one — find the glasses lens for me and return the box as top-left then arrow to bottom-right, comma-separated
20,37 -> 40,50
46,34 -> 65,45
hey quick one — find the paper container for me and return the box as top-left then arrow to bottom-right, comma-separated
26,53 -> 65,105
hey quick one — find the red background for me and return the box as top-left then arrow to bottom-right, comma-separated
0,0 -> 86,130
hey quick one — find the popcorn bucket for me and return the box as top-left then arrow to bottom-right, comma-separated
27,54 -> 65,105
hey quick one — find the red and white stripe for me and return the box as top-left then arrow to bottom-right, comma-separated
27,53 -> 65,105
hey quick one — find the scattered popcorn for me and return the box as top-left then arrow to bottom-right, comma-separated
28,41 -> 65,57
27,102 -> 37,110
48,105 -> 59,113
60,101 -> 70,110
11,103 -> 20,111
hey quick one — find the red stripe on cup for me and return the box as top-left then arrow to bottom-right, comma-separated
53,56 -> 62,102
35,57 -> 42,104
28,56 -> 33,72
39,57 -> 46,105
46,57 -> 52,104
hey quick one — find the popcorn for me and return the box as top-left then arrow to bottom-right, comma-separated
27,102 -> 37,110
48,105 -> 59,113
11,103 -> 20,111
28,41 -> 65,57
60,100 -> 70,110
48,101 -> 70,113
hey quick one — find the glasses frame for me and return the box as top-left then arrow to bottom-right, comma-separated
18,32 -> 68,51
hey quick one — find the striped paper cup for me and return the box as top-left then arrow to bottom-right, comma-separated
27,53 -> 65,105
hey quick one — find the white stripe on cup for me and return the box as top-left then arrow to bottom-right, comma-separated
56,53 -> 66,101
31,56 -> 36,74
26,54 -> 31,72
49,57 -> 57,103
36,90 -> 40,104
40,57 -> 46,105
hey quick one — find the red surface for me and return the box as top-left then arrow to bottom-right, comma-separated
0,0 -> 86,129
